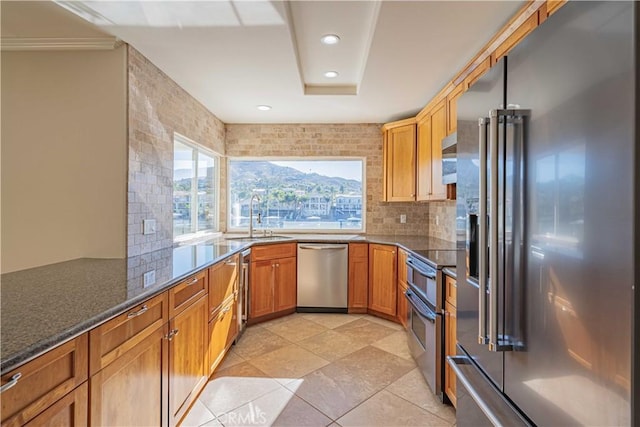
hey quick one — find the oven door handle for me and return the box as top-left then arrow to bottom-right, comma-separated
405,258 -> 436,280
405,290 -> 436,323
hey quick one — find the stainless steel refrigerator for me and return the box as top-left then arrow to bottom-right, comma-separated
449,1 -> 636,425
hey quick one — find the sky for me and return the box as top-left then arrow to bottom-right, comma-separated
271,160 -> 363,182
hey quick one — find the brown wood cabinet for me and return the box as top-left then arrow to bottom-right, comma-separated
1,334 -> 88,427
383,122 -> 416,201
169,295 -> 207,426
348,243 -> 369,312
207,296 -> 237,375
208,255 -> 239,320
446,83 -> 464,135
368,244 -> 397,317
89,292 -> 169,376
444,274 -> 457,407
416,100 -> 447,201
396,249 -> 409,328
169,270 -> 207,318
249,243 -> 297,322
90,325 -> 169,426
24,382 -> 88,427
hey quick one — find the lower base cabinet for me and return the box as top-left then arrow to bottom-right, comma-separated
207,296 -> 238,375
169,295 -> 208,426
25,382 -> 88,427
444,300 -> 457,407
397,282 -> 409,329
90,326 -> 169,426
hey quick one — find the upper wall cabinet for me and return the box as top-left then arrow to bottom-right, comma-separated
382,120 -> 416,202
416,100 -> 447,201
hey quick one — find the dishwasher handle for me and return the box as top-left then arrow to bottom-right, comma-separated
298,244 -> 347,250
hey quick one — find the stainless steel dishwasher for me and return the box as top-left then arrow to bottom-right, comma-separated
297,243 -> 348,312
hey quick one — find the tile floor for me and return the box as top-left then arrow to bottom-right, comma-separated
182,313 -> 456,427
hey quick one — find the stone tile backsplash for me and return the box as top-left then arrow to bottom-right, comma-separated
225,124 -> 431,236
127,47 -> 225,256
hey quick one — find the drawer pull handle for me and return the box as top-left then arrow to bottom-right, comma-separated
1,373 -> 22,393
127,304 -> 148,319
222,306 -> 231,314
166,329 -> 180,341
186,277 -> 199,286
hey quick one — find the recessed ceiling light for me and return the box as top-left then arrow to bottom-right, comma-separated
256,105 -> 272,111
324,71 -> 339,78
320,34 -> 340,45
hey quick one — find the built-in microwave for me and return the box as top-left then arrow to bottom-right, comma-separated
441,132 -> 456,184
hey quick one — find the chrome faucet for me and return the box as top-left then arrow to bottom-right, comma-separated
249,193 -> 262,238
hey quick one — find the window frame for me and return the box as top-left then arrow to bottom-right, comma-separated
173,132 -> 221,242
227,156 -> 366,234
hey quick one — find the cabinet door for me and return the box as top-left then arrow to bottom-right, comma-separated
429,100 -> 447,201
386,124 -> 416,201
90,325 -> 168,427
24,382 -> 88,427
445,301 -> 457,407
207,297 -> 236,376
368,244 -> 398,316
446,83 -> 465,135
208,255 -> 238,320
416,115 -> 432,201
1,334 -> 88,427
249,260 -> 275,319
274,256 -> 297,312
348,243 -> 369,311
169,295 -> 207,426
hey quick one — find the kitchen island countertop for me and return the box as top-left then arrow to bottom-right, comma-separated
1,233 -> 455,374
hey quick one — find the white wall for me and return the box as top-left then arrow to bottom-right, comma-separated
1,46 -> 128,273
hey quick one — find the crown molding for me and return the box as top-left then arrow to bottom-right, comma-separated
1,37 -> 121,51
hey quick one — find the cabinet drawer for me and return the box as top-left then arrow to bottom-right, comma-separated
251,243 -> 296,261
445,275 -> 457,307
349,243 -> 368,259
89,292 -> 168,375
24,382 -> 88,427
1,334 -> 88,427
169,270 -> 208,318
208,255 -> 239,320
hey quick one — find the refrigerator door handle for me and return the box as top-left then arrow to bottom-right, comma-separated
478,117 -> 489,345
488,110 -> 500,351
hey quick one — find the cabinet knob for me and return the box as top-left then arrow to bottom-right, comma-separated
165,329 -> 179,341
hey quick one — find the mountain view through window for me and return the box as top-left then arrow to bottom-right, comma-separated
228,159 -> 364,232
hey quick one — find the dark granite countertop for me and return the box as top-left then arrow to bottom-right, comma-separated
1,233 -> 455,374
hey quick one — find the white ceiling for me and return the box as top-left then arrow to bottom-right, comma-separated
2,1 -> 524,124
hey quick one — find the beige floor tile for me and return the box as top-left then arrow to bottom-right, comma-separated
248,344 -> 330,384
233,326 -> 292,360
330,346 -> 415,389
386,368 -> 456,423
263,317 -> 328,342
219,386 -> 332,427
371,331 -> 413,361
297,329 -> 369,362
200,418 -> 224,427
300,313 -> 363,329
199,362 -> 281,417
216,348 -> 245,371
258,312 -> 303,328
286,366 -> 380,421
181,399 -> 216,427
363,314 -> 404,331
337,390 -> 451,427
333,318 -> 396,344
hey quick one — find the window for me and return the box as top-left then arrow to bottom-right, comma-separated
228,158 -> 365,232
173,134 -> 220,240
